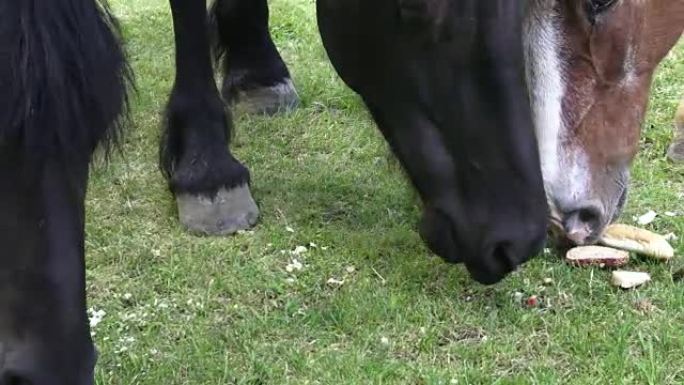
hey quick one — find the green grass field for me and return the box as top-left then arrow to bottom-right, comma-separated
87,1 -> 684,383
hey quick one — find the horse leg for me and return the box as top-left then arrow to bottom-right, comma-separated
667,97 -> 684,163
211,0 -> 299,115
164,0 -> 259,235
0,0 -> 128,381
0,151 -> 96,385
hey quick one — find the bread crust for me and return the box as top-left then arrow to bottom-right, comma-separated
566,246 -> 630,267
599,224 -> 674,261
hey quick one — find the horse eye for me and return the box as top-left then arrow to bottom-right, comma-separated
585,0 -> 617,22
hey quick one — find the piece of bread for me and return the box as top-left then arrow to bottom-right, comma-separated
611,271 -> 651,289
566,246 -> 630,267
599,224 -> 674,261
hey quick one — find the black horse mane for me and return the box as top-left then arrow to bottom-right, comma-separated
0,0 -> 132,161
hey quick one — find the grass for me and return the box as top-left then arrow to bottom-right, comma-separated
87,1 -> 684,384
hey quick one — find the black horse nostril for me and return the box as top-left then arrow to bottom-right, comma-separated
562,203 -> 604,245
464,241 -> 517,285
466,226 -> 546,285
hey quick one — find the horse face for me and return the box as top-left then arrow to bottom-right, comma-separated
319,0 -> 548,284
525,0 -> 684,245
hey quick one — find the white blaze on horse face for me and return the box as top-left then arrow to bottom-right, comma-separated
524,0 -> 589,215
620,43 -> 638,89
561,149 -> 591,203
523,0 -> 682,238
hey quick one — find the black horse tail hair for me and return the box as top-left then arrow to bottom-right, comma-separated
0,0 -> 133,161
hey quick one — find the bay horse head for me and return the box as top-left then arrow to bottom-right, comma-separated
525,0 -> 684,244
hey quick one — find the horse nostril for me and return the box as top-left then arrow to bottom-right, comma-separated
467,224 -> 546,285
468,241 -> 519,285
578,207 -> 600,223
562,203 -> 604,245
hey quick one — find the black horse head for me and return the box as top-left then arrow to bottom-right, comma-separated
318,0 -> 548,284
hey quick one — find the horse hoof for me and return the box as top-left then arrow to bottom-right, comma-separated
233,79 -> 299,116
667,140 -> 684,163
176,184 -> 259,235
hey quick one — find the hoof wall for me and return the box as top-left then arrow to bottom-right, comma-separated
233,79 -> 299,116
177,184 -> 259,235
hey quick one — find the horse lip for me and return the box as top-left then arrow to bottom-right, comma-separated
467,263 -> 509,285
420,206 -> 464,264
